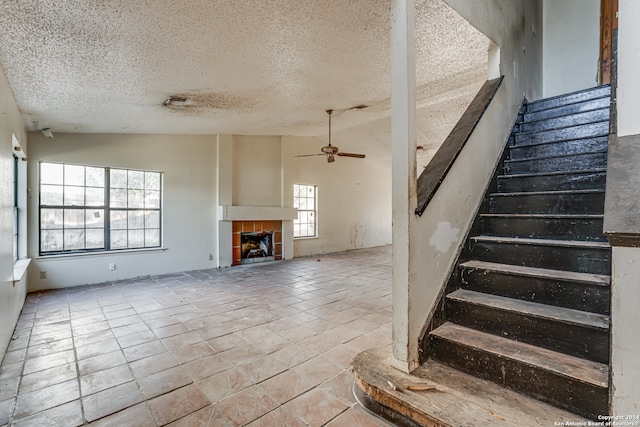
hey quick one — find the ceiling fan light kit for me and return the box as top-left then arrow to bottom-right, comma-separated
296,109 -> 366,163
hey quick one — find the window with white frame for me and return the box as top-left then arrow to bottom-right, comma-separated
293,184 -> 317,238
39,162 -> 162,255
12,154 -> 19,261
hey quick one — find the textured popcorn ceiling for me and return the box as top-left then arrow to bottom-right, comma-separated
0,0 -> 488,147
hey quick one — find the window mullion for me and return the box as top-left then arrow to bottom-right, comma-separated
105,167 -> 111,251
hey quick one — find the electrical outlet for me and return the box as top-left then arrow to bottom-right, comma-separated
208,253 -> 213,260
40,271 -> 47,279
109,263 -> 116,271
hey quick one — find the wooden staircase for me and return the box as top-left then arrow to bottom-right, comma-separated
427,85 -> 611,420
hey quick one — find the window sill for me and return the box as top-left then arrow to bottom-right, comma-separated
293,236 -> 319,241
36,247 -> 168,260
13,258 -> 31,283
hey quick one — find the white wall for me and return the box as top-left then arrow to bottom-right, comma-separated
542,0 -> 600,98
232,135 -> 282,207
27,133 -> 217,290
610,0 -> 640,414
0,63 -> 28,361
291,136 -> 392,257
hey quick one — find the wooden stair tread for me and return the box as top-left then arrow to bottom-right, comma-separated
430,323 -> 608,388
491,189 -> 604,196
471,235 -> 610,249
460,260 -> 610,285
352,347 -> 588,427
498,168 -> 607,179
505,150 -> 607,164
515,119 -> 610,137
481,213 -> 603,219
446,289 -> 609,330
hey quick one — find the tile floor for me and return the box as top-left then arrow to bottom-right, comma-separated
0,246 -> 393,426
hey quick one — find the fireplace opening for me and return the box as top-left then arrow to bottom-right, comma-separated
241,231 -> 274,264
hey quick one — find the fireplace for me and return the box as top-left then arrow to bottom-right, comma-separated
241,231 -> 273,263
232,221 -> 282,266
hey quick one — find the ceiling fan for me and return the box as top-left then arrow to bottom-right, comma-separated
296,109 -> 366,163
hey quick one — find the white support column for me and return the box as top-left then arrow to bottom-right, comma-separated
390,0 -> 418,372
280,136 -> 295,260
216,134 -> 234,268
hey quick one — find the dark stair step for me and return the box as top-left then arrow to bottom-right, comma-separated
445,289 -> 609,363
505,151 -> 607,174
429,322 -> 609,419
508,136 -> 608,160
460,260 -> 610,314
480,214 -> 606,241
524,97 -> 610,122
520,109 -> 609,133
470,236 -> 611,275
489,189 -> 605,215
515,121 -> 609,146
526,85 -> 611,113
497,169 -> 606,193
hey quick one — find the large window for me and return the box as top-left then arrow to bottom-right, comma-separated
293,184 -> 317,238
39,162 -> 162,255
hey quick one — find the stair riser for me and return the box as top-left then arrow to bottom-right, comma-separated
515,122 -> 609,146
527,86 -> 611,113
490,193 -> 605,215
520,109 -> 609,133
497,170 -> 606,193
460,267 -> 610,314
470,240 -> 611,275
524,97 -> 610,122
480,216 -> 606,241
508,137 -> 608,160
505,152 -> 607,174
429,337 -> 608,420
445,299 -> 609,363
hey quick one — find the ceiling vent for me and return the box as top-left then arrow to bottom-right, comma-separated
162,96 -> 190,107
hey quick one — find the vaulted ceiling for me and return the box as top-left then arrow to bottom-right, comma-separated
0,0 -> 489,162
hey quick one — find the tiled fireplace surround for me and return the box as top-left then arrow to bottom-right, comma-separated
232,221 -> 283,266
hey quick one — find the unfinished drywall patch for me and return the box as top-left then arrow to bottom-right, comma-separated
429,222 -> 460,253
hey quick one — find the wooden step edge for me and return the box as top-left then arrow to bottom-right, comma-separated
352,347 -> 588,427
471,235 -> 611,249
491,189 -> 605,197
514,131 -> 610,148
520,107 -> 611,127
510,135 -> 609,150
459,260 -> 610,286
446,289 -> 610,331
515,119 -> 610,138
524,99 -> 611,120
526,86 -> 610,112
504,150 -> 607,165
497,168 -> 607,179
481,213 -> 604,219
430,322 -> 609,388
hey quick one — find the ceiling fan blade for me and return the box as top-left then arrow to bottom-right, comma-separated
337,152 -> 366,158
295,153 -> 326,157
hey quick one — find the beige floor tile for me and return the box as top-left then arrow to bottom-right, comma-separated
129,351 -> 179,378
284,387 -> 349,426
12,400 -> 83,427
148,384 -> 210,425
78,350 -> 127,376
214,385 -> 279,426
82,381 -> 143,422
14,379 -> 79,419
80,364 -> 133,396
246,407 -> 306,427
196,367 -> 253,403
259,369 -> 315,405
325,405 -> 391,427
137,365 -> 192,399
